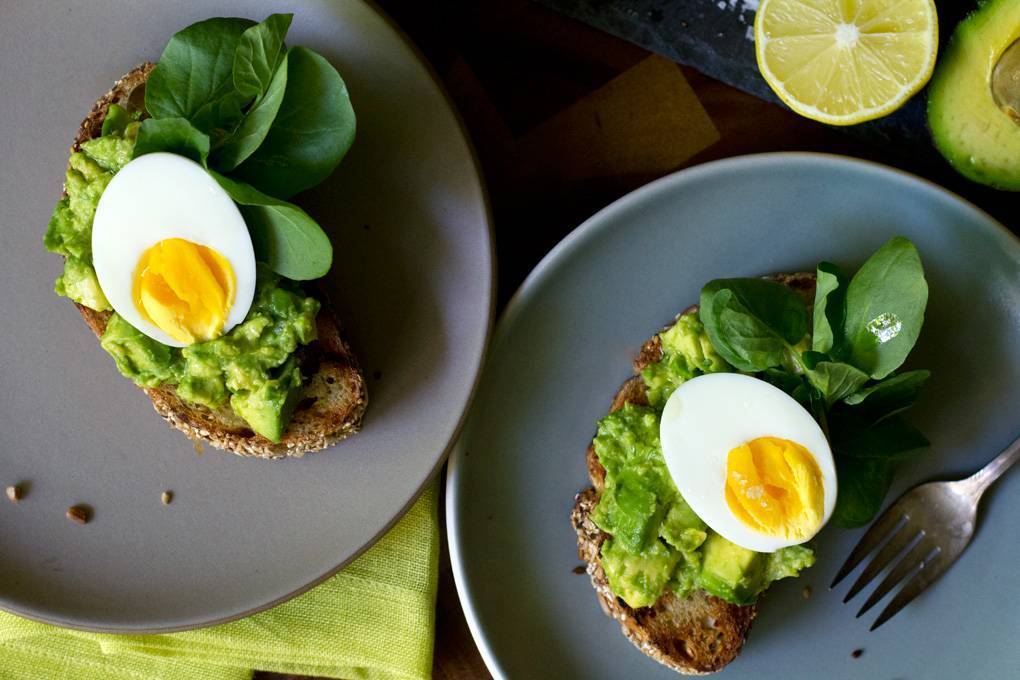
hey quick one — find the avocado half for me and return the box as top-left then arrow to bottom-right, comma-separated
928,0 -> 1020,190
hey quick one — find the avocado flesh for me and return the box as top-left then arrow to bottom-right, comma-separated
699,532 -> 766,605
928,0 -> 1020,190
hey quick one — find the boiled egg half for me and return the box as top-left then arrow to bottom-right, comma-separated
660,373 -> 837,553
92,153 -> 256,347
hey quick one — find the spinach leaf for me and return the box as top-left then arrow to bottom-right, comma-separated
101,104 -> 133,137
699,278 -> 808,372
845,369 -> 930,422
133,118 -> 210,165
832,456 -> 898,528
145,17 -> 254,125
812,261 -> 847,355
701,289 -> 790,371
805,360 -> 870,406
212,52 -> 289,171
829,408 -> 929,527
233,13 -> 292,98
234,46 -> 356,198
211,171 -> 332,280
842,237 -> 928,379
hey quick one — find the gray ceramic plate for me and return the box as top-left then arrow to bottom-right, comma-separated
0,1 -> 492,632
448,154 -> 1020,679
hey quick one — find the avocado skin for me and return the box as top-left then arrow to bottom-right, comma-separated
928,0 -> 1020,190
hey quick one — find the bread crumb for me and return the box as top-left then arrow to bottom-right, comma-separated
193,441 -> 204,456
802,586 -> 812,599
66,505 -> 91,525
5,485 -> 22,503
161,490 -> 173,505
852,648 -> 864,659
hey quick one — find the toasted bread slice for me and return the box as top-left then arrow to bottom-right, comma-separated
571,272 -> 816,674
63,64 -> 367,459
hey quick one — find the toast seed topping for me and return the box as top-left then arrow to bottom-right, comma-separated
66,505 -> 91,525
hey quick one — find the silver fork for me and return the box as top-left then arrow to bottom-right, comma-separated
831,433 -> 1020,630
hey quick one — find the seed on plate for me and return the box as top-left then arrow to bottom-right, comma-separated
66,505 -> 90,525
802,586 -> 812,599
161,490 -> 173,505
851,648 -> 864,659
6,485 -> 22,503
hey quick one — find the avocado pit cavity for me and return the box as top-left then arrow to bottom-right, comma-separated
992,38 -> 1020,124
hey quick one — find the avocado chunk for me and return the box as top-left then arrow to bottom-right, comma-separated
928,0 -> 1020,189
659,497 -> 708,553
699,532 -> 767,605
642,311 -> 730,406
600,536 -> 681,609
230,356 -> 304,442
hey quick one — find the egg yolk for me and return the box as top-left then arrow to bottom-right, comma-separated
132,238 -> 236,345
725,437 -> 824,542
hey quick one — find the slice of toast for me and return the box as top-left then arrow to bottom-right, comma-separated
571,272 -> 816,674
63,64 -> 367,459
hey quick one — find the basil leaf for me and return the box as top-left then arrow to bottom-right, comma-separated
145,17 -> 254,123
233,13 -> 292,98
845,369 -> 930,423
234,46 -> 356,198
212,52 -> 289,171
829,411 -> 929,527
699,278 -> 808,372
843,237 -> 928,379
132,118 -> 210,165
101,104 -> 132,137
210,171 -> 332,280
812,261 -> 847,355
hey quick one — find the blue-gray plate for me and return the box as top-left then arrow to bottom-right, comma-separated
447,154 -> 1020,679
0,0 -> 492,632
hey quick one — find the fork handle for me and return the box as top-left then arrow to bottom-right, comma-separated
961,433 -> 1020,499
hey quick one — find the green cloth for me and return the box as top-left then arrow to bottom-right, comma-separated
0,484 -> 439,680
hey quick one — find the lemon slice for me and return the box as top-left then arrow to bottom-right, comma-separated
755,0 -> 938,125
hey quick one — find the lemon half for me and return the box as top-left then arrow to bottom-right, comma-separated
755,0 -> 938,125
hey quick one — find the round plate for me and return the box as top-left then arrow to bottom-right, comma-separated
448,154 -> 1020,679
0,1 -> 492,631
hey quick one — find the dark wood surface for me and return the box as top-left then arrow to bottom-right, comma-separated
259,2 -> 1018,678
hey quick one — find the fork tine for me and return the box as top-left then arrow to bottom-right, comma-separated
870,552 -> 950,631
856,539 -> 939,617
842,524 -> 921,603
831,510 -> 907,588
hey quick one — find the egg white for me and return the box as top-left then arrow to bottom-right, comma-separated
659,373 -> 837,553
92,153 -> 256,347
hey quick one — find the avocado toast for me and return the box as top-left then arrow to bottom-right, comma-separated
572,273 -> 815,674
572,237 -> 933,673
46,16 -> 366,459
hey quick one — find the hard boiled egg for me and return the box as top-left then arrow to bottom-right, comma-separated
660,373 -> 837,553
92,153 -> 256,347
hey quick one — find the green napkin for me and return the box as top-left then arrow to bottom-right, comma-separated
0,483 -> 439,680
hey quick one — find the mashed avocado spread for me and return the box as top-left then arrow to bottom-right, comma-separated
592,312 -> 815,608
44,125 -> 322,442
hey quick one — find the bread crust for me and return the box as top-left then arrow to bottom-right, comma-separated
572,272 -> 816,673
63,64 -> 367,459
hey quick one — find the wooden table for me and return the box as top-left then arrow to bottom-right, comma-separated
262,2 -> 1018,678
